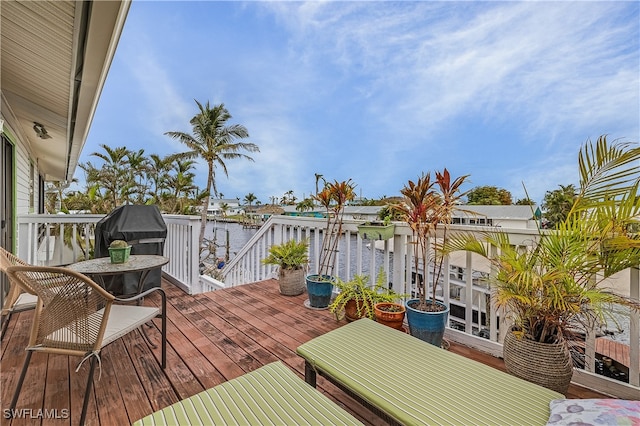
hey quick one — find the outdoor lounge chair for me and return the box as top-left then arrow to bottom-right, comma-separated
0,246 -> 38,340
133,361 -> 363,426
5,265 -> 167,426
297,318 -> 564,426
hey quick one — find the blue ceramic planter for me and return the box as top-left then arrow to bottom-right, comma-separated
305,274 -> 335,308
405,299 -> 449,347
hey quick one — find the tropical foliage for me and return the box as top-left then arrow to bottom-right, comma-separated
466,185 -> 512,205
393,169 -> 471,311
443,136 -> 640,347
261,238 -> 309,270
165,100 -> 259,253
313,179 -> 356,276
329,270 -> 403,321
62,145 -> 202,214
542,184 -> 577,228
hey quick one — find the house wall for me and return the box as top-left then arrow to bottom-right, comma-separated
1,104 -> 41,232
493,218 -> 537,229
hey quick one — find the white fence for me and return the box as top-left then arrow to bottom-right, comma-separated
15,213 -> 201,294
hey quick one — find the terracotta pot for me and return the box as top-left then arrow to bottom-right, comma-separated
344,299 -> 372,322
374,302 -> 406,330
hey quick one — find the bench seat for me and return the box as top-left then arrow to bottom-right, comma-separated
296,318 -> 564,426
133,361 -> 363,425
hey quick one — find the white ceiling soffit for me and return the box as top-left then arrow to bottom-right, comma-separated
1,0 -> 131,182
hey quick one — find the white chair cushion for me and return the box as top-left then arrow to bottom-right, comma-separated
42,304 -> 159,349
13,293 -> 38,311
101,305 -> 160,347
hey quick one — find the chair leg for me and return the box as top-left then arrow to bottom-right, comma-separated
80,356 -> 98,426
0,312 -> 12,341
158,288 -> 167,369
10,350 -> 33,412
161,309 -> 166,369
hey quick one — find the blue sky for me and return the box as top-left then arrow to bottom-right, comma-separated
82,1 -> 639,205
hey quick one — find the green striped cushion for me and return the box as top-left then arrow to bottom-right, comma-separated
297,318 -> 564,426
133,361 -> 363,426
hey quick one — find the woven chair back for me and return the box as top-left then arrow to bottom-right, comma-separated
7,266 -> 115,355
0,247 -> 29,315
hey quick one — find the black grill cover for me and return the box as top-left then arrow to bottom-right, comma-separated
95,205 -> 167,295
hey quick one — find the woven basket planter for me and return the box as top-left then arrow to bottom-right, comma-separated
278,268 -> 306,296
503,330 -> 574,394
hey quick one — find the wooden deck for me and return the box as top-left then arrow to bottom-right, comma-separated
596,337 -> 639,371
1,279 -> 609,426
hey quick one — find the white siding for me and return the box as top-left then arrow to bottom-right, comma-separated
2,117 -> 39,218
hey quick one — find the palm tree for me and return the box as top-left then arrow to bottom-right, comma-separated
166,158 -> 198,214
126,149 -> 150,204
147,154 -> 173,207
86,144 -> 131,209
314,173 -> 324,203
165,100 -> 259,252
243,193 -> 257,210
220,202 -> 230,217
542,184 -> 577,228
296,198 -> 315,214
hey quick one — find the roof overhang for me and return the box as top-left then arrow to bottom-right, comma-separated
1,0 -> 130,182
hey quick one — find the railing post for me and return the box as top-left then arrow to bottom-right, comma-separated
464,251 -> 473,333
630,267 -> 639,387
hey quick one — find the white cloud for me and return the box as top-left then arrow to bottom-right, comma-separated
84,1 -> 638,204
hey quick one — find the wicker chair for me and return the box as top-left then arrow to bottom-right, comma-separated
0,247 -> 38,339
5,265 -> 167,425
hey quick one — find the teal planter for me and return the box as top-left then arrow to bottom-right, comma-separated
305,274 -> 335,308
405,299 -> 449,347
357,223 -> 395,241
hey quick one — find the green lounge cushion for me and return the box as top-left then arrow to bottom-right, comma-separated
297,318 -> 564,426
133,361 -> 363,426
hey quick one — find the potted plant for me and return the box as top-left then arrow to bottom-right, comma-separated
392,169 -> 470,346
357,215 -> 395,241
262,238 -> 309,296
443,136 -> 640,394
328,269 -> 403,322
305,179 -> 356,308
108,239 -> 131,264
374,302 -> 406,330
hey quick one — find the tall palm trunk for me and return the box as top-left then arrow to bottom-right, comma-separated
199,167 -> 215,254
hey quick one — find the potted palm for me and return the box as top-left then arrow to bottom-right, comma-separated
393,169 -> 470,347
443,136 -> 640,394
305,179 -> 356,308
329,269 -> 403,322
262,239 -> 309,296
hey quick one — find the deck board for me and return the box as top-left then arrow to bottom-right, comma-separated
1,278 -> 611,425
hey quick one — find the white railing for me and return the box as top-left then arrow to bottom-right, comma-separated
15,213 -> 201,294
14,213 -> 639,398
221,215 -> 639,399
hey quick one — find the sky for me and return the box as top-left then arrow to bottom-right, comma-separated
82,0 -> 640,205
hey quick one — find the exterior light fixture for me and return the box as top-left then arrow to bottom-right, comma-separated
33,122 -> 52,139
